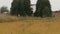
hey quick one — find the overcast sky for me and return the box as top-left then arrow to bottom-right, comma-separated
0,0 -> 60,11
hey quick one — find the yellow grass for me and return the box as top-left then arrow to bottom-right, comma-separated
0,15 -> 60,34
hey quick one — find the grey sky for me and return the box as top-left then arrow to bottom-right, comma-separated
0,0 -> 60,11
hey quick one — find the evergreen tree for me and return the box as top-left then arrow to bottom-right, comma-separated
34,0 -> 52,17
34,0 -> 43,17
17,0 -> 26,16
24,0 -> 32,16
10,0 -> 19,16
10,0 -> 32,16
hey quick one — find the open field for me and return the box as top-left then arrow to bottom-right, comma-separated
0,12 -> 60,34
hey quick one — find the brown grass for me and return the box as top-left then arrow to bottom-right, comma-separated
0,12 -> 60,34
0,17 -> 60,34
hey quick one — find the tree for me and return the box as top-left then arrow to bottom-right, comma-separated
10,0 -> 19,16
11,0 -> 32,16
34,0 -> 43,17
34,0 -> 52,17
17,0 -> 26,16
15,0 -> 32,16
42,7 -> 52,17
24,0 -> 33,16
0,6 -> 9,13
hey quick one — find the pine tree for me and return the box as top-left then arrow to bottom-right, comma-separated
17,0 -> 26,16
41,0 -> 52,17
10,0 -> 19,16
24,0 -> 32,16
10,0 -> 32,16
34,0 -> 43,17
34,0 -> 52,17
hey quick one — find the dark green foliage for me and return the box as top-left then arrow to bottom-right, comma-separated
17,0 -> 26,16
34,0 -> 43,17
34,0 -> 52,17
42,7 -> 52,17
0,6 -> 9,13
24,0 -> 33,16
10,0 -> 26,16
17,0 -> 32,16
10,0 -> 32,16
10,0 -> 19,16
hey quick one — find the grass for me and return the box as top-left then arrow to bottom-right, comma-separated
0,15 -> 56,23
0,15 -> 60,34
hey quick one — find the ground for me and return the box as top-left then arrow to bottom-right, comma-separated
0,12 -> 60,34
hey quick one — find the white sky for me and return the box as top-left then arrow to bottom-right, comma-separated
0,0 -> 60,11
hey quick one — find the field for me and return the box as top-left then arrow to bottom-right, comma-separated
0,12 -> 60,34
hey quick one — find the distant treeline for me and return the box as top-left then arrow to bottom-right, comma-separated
0,6 -> 9,13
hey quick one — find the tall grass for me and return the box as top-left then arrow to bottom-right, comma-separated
0,16 -> 19,23
0,16 -> 60,34
0,15 -> 60,23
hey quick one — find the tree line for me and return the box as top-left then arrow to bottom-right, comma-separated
10,0 -> 52,17
0,6 -> 9,13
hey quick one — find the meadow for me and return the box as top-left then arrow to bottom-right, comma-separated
0,12 -> 60,34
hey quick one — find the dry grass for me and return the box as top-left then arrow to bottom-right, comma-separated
0,16 -> 60,34
0,13 -> 60,34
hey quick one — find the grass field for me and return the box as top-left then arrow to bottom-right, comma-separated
0,13 -> 60,34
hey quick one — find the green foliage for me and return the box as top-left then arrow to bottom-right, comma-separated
0,6 -> 9,13
10,0 -> 19,16
42,7 -> 52,17
17,0 -> 26,16
24,0 -> 32,16
34,0 -> 43,17
34,0 -> 52,17
10,0 -> 32,16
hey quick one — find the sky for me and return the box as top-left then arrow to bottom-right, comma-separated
0,0 -> 60,11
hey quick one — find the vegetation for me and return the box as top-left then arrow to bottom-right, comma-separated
10,0 -> 32,16
17,0 -> 26,16
34,0 -> 52,17
24,0 -> 33,16
0,15 -> 60,34
0,10 -> 60,34
0,16 -> 52,23
10,0 -> 52,17
0,6 -> 9,13
10,0 -> 19,16
0,0 -> 60,34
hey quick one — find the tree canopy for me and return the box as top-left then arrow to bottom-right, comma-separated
10,0 -> 52,17
10,0 -> 32,16
34,0 -> 52,17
